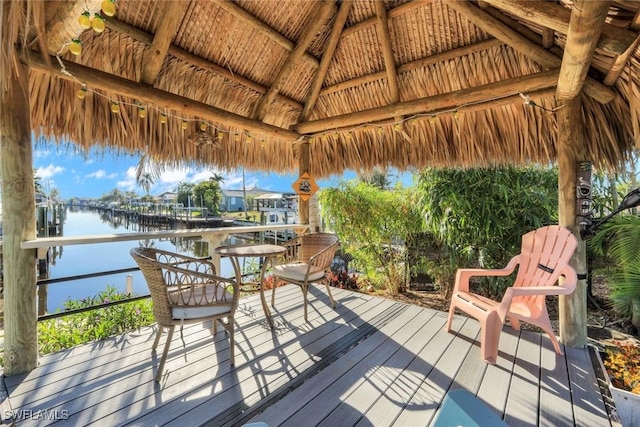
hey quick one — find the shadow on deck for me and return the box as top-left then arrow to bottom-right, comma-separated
0,285 -> 618,426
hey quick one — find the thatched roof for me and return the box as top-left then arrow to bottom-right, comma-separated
2,0 -> 640,178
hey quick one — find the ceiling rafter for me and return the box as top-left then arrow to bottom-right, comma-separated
22,51 -> 301,142
295,68 -> 561,134
481,0 -> 638,56
320,38 -> 504,96
342,0 -> 431,38
31,0 -> 51,68
301,0 -> 353,121
253,0 -> 334,122
140,1 -> 189,85
374,0 -> 399,103
447,0 -> 614,104
212,0 -> 319,69
105,18 -> 303,111
557,0 -> 610,100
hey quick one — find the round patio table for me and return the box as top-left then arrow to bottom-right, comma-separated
214,244 -> 286,329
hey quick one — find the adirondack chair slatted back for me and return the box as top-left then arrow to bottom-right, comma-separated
512,226 -> 578,304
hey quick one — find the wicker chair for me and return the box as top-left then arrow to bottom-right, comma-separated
271,233 -> 340,321
130,247 -> 239,382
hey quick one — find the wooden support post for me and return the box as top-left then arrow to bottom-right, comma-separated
557,97 -> 588,348
0,60 -> 38,375
298,139 -> 310,226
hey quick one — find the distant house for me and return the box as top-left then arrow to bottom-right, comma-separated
221,185 -> 284,212
157,192 -> 178,205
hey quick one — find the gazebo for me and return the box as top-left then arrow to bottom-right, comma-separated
1,0 -> 639,377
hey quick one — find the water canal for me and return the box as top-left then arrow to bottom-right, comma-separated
39,207 -> 242,313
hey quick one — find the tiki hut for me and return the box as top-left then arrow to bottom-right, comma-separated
1,0 -> 640,375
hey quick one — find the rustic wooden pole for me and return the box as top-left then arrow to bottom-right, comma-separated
1,60 -> 38,375
298,139 -> 310,226
556,98 -> 588,348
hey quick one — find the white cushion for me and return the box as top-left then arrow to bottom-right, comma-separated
169,284 -> 233,320
272,263 -> 325,282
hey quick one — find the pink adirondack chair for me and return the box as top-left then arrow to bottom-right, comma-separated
445,225 -> 578,364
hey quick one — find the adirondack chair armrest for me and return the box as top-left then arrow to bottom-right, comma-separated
453,255 -> 521,293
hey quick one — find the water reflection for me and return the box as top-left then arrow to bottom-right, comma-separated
40,207 -> 240,313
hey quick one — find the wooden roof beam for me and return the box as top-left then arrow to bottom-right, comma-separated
320,38 -> 503,96
43,0 -> 102,54
301,0 -> 353,121
140,1 -> 189,85
342,0 -> 432,38
105,18 -> 303,111
481,0 -> 637,57
557,0 -> 611,100
23,51 -> 301,142
254,0 -> 334,122
448,0 -> 614,103
375,0 -> 399,104
212,0 -> 319,69
295,68 -> 561,134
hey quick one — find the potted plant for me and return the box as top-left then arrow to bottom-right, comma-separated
596,341 -> 640,427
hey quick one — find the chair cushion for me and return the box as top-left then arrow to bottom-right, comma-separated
272,263 -> 325,282
169,284 -> 233,320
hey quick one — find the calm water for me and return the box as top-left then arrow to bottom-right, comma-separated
41,207 -> 241,312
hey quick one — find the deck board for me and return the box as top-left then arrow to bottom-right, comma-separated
1,287 -> 614,427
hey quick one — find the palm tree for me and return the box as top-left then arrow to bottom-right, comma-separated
138,172 -> 154,196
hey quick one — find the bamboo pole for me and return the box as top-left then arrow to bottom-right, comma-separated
298,139 -> 310,226
0,60 -> 38,375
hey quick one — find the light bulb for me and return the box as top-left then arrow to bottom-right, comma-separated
394,124 -> 401,132
138,107 -> 146,118
182,121 -> 188,130
217,132 -> 223,139
452,110 -> 459,120
76,87 -> 87,99
79,12 -> 92,29
234,134 -> 240,141
110,102 -> 120,114
160,114 -> 167,124
101,0 -> 116,17
92,14 -> 105,33
261,140 -> 266,148
69,39 -> 82,56
200,122 -> 207,131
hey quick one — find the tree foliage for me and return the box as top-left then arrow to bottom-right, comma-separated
193,179 -> 222,214
319,181 -> 423,295
416,166 -> 558,297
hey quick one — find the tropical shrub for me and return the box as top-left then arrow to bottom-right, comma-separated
37,286 -> 155,355
319,181 -> 424,295
415,166 -> 558,298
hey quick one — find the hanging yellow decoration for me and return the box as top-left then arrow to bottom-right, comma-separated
92,14 -> 106,33
138,107 -> 146,118
182,120 -> 188,130
69,39 -> 82,56
160,114 -> 168,124
217,131 -> 223,140
79,12 -> 92,29
76,87 -> 87,99
200,122 -> 207,131
110,102 -> 120,113
101,0 -> 116,17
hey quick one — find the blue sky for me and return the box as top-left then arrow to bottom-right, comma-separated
33,142 -> 414,200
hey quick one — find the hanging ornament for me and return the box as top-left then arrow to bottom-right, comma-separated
92,13 -> 106,33
78,12 -> 92,29
217,131 -> 223,140
76,87 -> 87,99
110,101 -> 120,113
101,0 -> 116,17
160,114 -> 168,124
200,122 -> 207,131
138,107 -> 146,118
182,120 -> 188,130
234,134 -> 240,142
69,39 -> 83,56
260,140 -> 266,148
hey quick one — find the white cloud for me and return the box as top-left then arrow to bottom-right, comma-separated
36,164 -> 65,179
33,149 -> 51,159
86,169 -> 118,179
116,167 -> 138,192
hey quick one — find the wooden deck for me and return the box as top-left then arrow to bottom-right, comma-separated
1,285 -> 617,426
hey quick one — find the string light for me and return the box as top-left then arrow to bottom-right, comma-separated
160,113 -> 167,124
138,107 -> 146,118
200,122 -> 207,131
110,101 -> 119,113
101,0 -> 116,17
181,120 -> 188,130
76,87 -> 87,99
91,13 -> 106,33
79,12 -> 92,29
217,131 -> 224,140
69,39 -> 82,56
